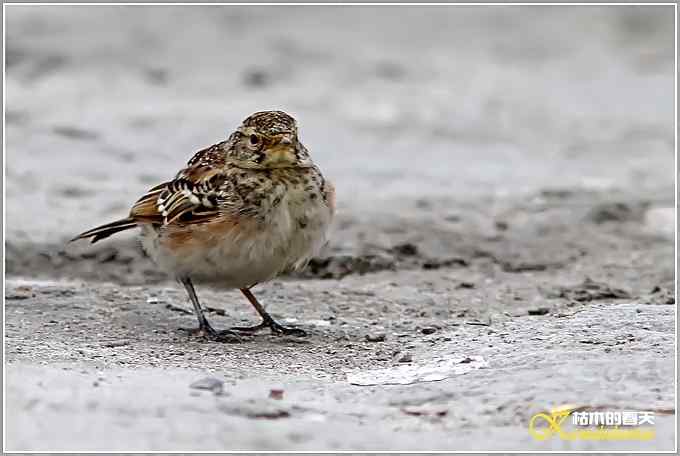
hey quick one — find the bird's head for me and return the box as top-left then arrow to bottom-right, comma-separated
227,110 -> 313,169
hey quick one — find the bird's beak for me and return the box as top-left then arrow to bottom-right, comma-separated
264,134 -> 296,166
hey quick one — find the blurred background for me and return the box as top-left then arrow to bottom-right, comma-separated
6,5 -> 674,245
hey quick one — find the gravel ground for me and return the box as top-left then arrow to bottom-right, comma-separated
3,4 -> 677,451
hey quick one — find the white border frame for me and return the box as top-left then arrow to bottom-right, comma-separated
2,2 -> 677,454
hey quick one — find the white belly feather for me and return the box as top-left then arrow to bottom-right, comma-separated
140,192 -> 332,288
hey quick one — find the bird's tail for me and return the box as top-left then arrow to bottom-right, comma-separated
70,217 -> 138,244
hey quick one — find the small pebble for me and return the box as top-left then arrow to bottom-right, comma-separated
365,332 -> 386,342
190,377 -> 224,394
6,286 -> 34,300
396,353 -> 413,363
392,242 -> 419,256
269,389 -> 284,400
528,307 -> 550,316
103,340 -> 130,348
421,327 -> 437,335
402,404 -> 449,417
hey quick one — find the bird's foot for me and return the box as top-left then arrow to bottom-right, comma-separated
179,323 -> 242,343
231,318 -> 307,337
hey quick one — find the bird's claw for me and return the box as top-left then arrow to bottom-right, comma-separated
179,324 -> 242,343
230,319 -> 307,337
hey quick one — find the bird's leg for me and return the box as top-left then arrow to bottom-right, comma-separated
178,277 -> 241,343
230,287 -> 307,337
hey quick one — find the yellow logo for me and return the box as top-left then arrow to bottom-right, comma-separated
529,405 -> 656,441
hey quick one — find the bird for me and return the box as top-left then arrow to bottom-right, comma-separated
72,111 -> 335,342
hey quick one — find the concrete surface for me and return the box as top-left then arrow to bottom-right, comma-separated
3,4 -> 676,451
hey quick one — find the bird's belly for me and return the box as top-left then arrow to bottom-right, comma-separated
140,197 -> 331,287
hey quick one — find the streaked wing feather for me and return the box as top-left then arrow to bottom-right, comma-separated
129,144 -> 241,226
130,184 -> 166,223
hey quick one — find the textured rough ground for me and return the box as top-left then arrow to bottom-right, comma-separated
3,5 -> 676,452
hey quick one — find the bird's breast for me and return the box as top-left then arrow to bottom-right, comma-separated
261,179 -> 333,269
142,170 -> 332,286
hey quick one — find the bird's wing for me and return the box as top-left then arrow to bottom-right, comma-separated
130,143 -> 243,226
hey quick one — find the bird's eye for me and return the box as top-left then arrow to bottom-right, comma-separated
249,134 -> 260,145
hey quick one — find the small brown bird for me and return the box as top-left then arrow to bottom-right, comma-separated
73,111 -> 335,342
